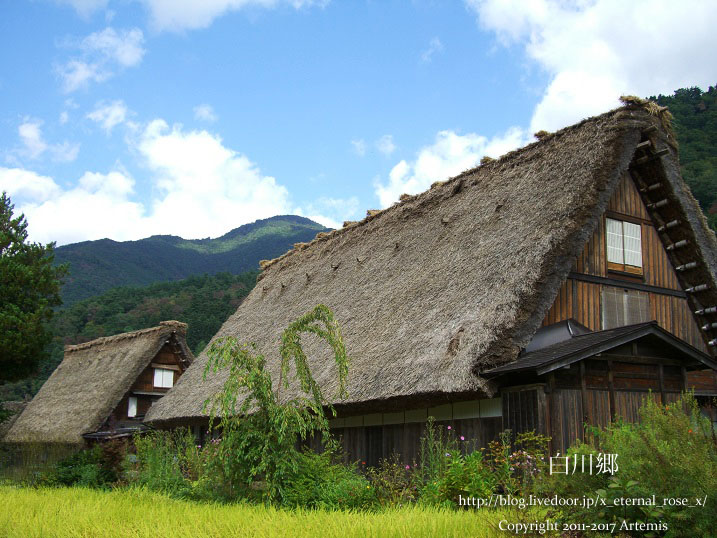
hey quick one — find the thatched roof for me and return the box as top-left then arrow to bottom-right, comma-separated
4,321 -> 193,444
146,104 -> 717,426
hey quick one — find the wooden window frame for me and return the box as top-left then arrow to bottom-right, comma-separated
605,216 -> 644,277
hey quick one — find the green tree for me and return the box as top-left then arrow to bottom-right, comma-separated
0,192 -> 67,382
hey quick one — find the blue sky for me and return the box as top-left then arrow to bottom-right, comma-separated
1,0 -> 716,245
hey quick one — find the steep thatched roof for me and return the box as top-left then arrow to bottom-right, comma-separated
4,321 -> 192,444
146,105 -> 717,426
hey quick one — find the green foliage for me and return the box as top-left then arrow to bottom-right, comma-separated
203,304 -> 349,503
543,394 -> 717,537
55,215 -> 328,305
650,86 -> 717,225
0,192 -> 67,382
0,271 -> 257,402
282,450 -> 375,510
130,429 -> 200,496
41,445 -> 121,488
366,454 -> 417,507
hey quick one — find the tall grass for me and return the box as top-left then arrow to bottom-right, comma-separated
0,485 -> 516,538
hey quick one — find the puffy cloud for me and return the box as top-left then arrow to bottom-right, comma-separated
0,168 -> 61,202
375,135 -> 396,156
0,168 -> 142,245
2,119 -> 346,245
17,119 -> 79,162
374,126 -> 528,208
87,100 -> 128,132
56,27 -> 145,92
141,0 -> 330,32
351,139 -> 366,157
420,37 -> 444,63
193,104 -> 218,122
59,111 -> 69,124
135,119 -> 294,239
467,0 -> 717,132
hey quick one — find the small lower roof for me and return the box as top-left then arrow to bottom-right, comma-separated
484,321 -> 717,377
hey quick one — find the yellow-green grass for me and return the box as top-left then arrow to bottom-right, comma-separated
0,485 -> 540,538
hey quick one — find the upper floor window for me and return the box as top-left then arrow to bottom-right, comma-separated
153,368 -> 174,388
606,218 -> 642,275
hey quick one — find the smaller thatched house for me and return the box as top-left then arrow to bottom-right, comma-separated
4,321 -> 193,445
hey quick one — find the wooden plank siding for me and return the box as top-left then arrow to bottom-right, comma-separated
322,418 -> 504,466
542,173 -> 708,352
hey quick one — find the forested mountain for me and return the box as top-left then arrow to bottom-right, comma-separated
55,215 -> 328,305
0,271 -> 258,402
650,86 -> 717,228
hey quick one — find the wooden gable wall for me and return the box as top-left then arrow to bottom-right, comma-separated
542,173 -> 707,352
107,343 -> 186,426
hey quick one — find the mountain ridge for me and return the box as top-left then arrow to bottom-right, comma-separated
55,215 -> 330,305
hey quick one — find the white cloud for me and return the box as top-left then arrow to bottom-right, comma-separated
82,27 -> 145,67
374,126 -> 528,208
2,119 -> 347,245
296,196 -> 360,229
0,168 -> 62,202
141,0 -> 329,32
87,100 -> 128,133
17,119 -> 80,162
194,104 -> 218,122
52,141 -> 81,163
55,0 -> 109,18
420,37 -> 444,63
57,27 -> 145,92
351,139 -> 366,157
18,120 -> 48,159
467,0 -> 717,132
59,111 -> 69,124
375,134 -> 396,156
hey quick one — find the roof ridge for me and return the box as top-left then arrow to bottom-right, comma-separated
64,320 -> 187,353
257,105 -> 656,279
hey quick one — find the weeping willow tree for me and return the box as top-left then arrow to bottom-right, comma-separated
202,304 -> 349,502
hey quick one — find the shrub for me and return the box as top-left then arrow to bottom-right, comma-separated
366,454 -> 417,507
130,429 -> 198,495
541,393 -> 717,537
42,445 -> 117,488
283,449 -> 375,510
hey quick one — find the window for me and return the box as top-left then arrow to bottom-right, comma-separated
127,396 -> 138,418
606,218 -> 642,274
153,368 -> 174,388
602,287 -> 650,329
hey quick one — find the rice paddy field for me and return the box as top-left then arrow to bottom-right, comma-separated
0,486 -> 541,538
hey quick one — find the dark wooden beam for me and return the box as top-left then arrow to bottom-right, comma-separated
595,353 -> 684,366
658,364 -> 666,405
608,360 -> 616,422
567,273 -> 687,298
580,361 -> 588,441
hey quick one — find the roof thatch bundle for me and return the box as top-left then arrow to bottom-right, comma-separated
5,321 -> 192,444
146,105 -> 717,426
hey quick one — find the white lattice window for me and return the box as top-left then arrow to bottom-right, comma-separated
128,396 -> 138,418
153,368 -> 174,388
606,218 -> 643,274
602,287 -> 650,329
